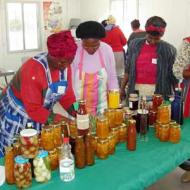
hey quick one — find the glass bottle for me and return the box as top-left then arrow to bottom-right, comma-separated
127,119 -> 137,151
59,138 -> 75,182
61,121 -> 69,137
12,135 -> 21,156
77,100 -> 89,136
85,134 -> 95,166
69,119 -> 78,138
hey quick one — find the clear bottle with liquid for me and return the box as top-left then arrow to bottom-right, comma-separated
59,137 -> 75,182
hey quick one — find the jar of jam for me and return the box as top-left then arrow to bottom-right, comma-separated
169,124 -> 181,143
96,115 -> 109,139
104,109 -> 115,129
114,108 -> 124,126
97,139 -> 109,159
124,109 -> 133,126
52,122 -> 62,147
127,119 -> 137,151
5,146 -> 15,184
75,135 -> 85,168
85,134 -> 95,166
129,93 -> 139,111
108,133 -> 116,154
69,119 -> 78,138
152,94 -> 163,110
119,123 -> 127,142
159,124 -> 170,142
20,129 -> 39,159
41,125 -> 54,151
90,133 -> 98,154
61,120 -> 69,137
158,105 -> 170,124
49,148 -> 59,170
154,120 -> 161,138
12,135 -> 21,156
108,89 -> 120,109
14,156 -> 32,188
111,127 -> 119,144
148,110 -> 157,125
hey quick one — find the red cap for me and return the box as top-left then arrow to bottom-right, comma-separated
63,137 -> 69,143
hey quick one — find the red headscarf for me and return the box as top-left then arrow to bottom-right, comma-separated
47,30 -> 77,59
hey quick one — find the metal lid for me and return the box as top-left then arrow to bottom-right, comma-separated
128,119 -> 136,124
20,128 -> 37,137
98,138 -> 108,143
15,155 -> 29,164
137,109 -> 149,114
109,89 -> 119,93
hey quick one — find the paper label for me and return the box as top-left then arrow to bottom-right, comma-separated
152,58 -> 157,64
77,114 -> 89,130
58,86 -> 66,94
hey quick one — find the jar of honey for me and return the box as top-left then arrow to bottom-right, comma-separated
90,133 -> 98,154
157,105 -> 170,124
85,134 -> 95,166
169,124 -> 181,143
49,148 -> 59,170
97,139 -> 109,159
52,122 -> 62,147
114,108 -> 124,126
61,121 -> 69,137
96,115 -> 109,139
159,124 -> 170,142
111,127 -> 119,144
108,89 -> 120,109
108,133 -> 116,154
104,109 -> 115,129
118,123 -> 127,142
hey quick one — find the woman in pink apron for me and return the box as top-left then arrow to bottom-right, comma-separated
72,21 -> 119,116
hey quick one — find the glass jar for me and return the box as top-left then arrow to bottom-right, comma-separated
124,109 -> 133,126
97,139 -> 109,159
69,119 -> 78,138
12,136 -> 21,156
111,127 -> 119,144
33,150 -> 51,182
75,135 -> 85,168
41,125 -> 54,151
114,108 -> 124,126
90,133 -> 98,154
85,134 -> 95,166
104,109 -> 115,129
61,121 -> 69,137
148,110 -> 157,125
152,94 -> 163,110
154,120 -> 161,138
108,89 -> 120,109
159,124 -> 170,142
158,105 -> 170,124
5,146 -> 15,184
96,115 -> 109,139
52,122 -> 62,147
108,133 -> 116,154
20,129 -> 39,159
169,124 -> 181,143
14,156 -> 32,188
127,119 -> 137,151
119,123 -> 127,142
129,93 -> 139,111
49,148 -> 59,170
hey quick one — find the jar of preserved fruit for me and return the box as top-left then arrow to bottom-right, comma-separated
108,133 -> 116,154
5,146 -> 15,184
148,110 -> 157,125
159,124 -> 170,142
20,129 -> 39,159
108,89 -> 120,109
69,119 -> 78,138
14,156 -> 32,188
97,139 -> 109,159
124,109 -> 133,126
33,150 -> 51,182
169,124 -> 181,143
119,123 -> 127,142
158,105 -> 170,124
114,108 -> 124,126
90,133 -> 98,154
61,121 -> 69,137
129,93 -> 139,111
49,148 -> 59,170
41,125 -> 54,151
152,94 -> 163,110
111,127 -> 119,144
154,120 -> 161,138
96,115 -> 109,139
127,119 -> 137,151
104,109 -> 115,129
75,135 -> 85,168
52,122 -> 62,147
85,134 -> 95,166
12,135 -> 21,156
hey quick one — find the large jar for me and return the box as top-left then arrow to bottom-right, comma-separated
157,105 -> 170,124
108,133 -> 116,154
127,119 -> 137,151
129,93 -> 139,111
104,109 -> 115,129
41,125 -> 54,151
97,139 -> 109,159
33,150 -> 51,182
152,94 -> 163,110
108,89 -> 120,109
14,156 -> 32,189
169,124 -> 181,143
20,129 -> 39,159
75,135 -> 85,168
159,124 -> 170,142
52,122 -> 62,147
49,148 -> 59,170
114,108 -> 124,126
96,115 -> 109,139
111,127 -> 119,144
85,134 -> 95,166
119,123 -> 127,142
5,146 -> 15,184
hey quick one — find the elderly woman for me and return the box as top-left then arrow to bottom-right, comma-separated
121,16 -> 177,99
72,21 -> 119,115
0,30 -> 77,157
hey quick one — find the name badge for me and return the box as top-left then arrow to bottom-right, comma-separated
58,86 -> 66,94
152,58 -> 157,64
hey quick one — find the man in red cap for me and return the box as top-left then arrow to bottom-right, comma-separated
0,30 -> 77,157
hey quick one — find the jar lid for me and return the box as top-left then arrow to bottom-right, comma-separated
20,128 -> 37,137
129,93 -> 138,98
128,119 -> 136,124
161,124 -> 170,128
153,94 -> 162,98
15,155 -> 29,164
98,139 -> 108,143
170,120 -> 177,125
37,150 -> 48,158
104,108 -> 114,112
109,89 -> 119,92
111,127 -> 119,131
137,109 -> 149,114
171,124 -> 180,128
97,115 -> 107,121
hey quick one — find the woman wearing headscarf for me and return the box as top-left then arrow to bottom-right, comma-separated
120,16 -> 177,99
72,21 -> 119,115
0,30 -> 77,157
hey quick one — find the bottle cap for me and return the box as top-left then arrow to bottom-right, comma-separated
64,137 -> 69,143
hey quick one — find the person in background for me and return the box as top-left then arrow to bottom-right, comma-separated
127,19 -> 146,46
0,30 -> 77,157
101,15 -> 127,80
72,21 -> 119,115
101,19 -> 108,27
120,16 -> 177,100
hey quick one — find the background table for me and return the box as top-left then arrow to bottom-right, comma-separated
1,119 -> 190,190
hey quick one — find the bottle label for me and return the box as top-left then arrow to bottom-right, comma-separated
60,158 -> 74,173
77,114 -> 89,130
129,101 -> 133,108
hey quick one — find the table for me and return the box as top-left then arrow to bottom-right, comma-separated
1,119 -> 190,190
0,69 -> 15,85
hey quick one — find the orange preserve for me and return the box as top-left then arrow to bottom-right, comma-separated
97,139 -> 109,159
108,89 -> 120,109
52,122 -> 62,147
127,119 -> 136,151
159,124 -> 170,142
96,115 -> 109,139
169,124 -> 181,143
104,108 -> 115,129
157,105 -> 170,124
114,108 -> 124,126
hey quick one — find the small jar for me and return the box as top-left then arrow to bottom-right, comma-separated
129,93 -> 139,110
108,89 -> 120,109
104,109 -> 115,129
108,133 -> 116,154
90,133 -> 98,154
97,139 -> 109,159
96,115 -> 109,139
152,94 -> 163,110
85,134 -> 95,166
157,105 -> 170,124
33,150 -> 51,182
169,124 -> 181,143
69,119 -> 78,138
148,110 -> 157,125
114,108 -> 124,126
119,123 -> 127,142
14,156 -> 32,188
49,148 -> 59,170
41,125 -> 54,151
154,120 -> 161,138
111,127 -> 120,144
20,129 -> 39,159
52,122 -> 62,147
159,124 -> 170,142
61,121 -> 69,137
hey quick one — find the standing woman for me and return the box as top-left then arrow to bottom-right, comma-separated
72,21 -> 119,115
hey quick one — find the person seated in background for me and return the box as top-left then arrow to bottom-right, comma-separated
127,19 -> 146,46
0,30 -> 77,157
101,15 -> 127,80
72,21 -> 119,115
101,19 -> 108,27
120,16 -> 178,100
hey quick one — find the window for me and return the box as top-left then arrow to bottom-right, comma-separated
6,1 -> 41,52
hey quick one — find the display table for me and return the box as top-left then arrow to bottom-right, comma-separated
1,119 -> 190,190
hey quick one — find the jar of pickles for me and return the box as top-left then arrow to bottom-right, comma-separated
33,150 -> 51,182
52,122 -> 62,147
153,94 -> 163,110
97,139 -> 109,159
49,148 -> 59,170
14,156 -> 32,188
157,105 -> 170,124
96,115 -> 109,139
111,127 -> 119,144
108,133 -> 116,154
114,108 -> 124,126
104,109 -> 115,129
41,125 -> 54,151
159,124 -> 170,142
108,89 -> 120,109
119,123 -> 127,142
169,124 -> 181,143
20,129 -> 39,159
